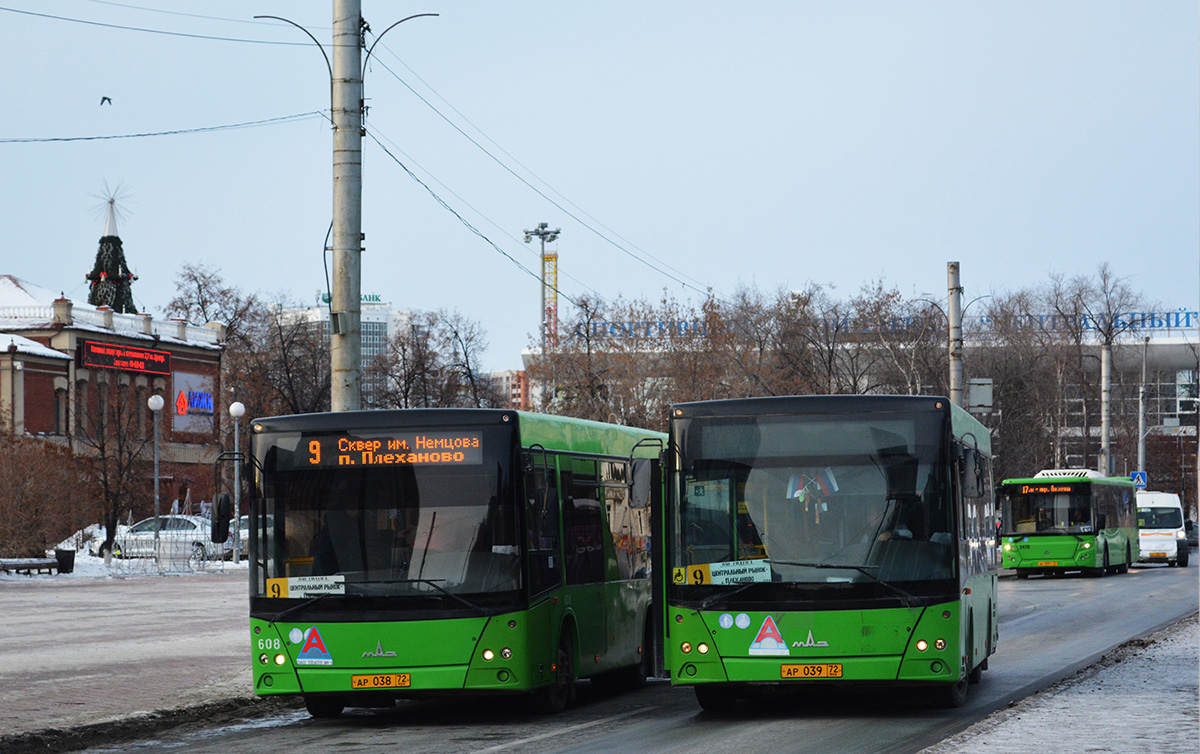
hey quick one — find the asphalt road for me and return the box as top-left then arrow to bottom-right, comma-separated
12,563 -> 1191,754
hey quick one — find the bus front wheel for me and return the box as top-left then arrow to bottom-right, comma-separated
304,696 -> 344,718
934,677 -> 969,708
533,632 -> 574,714
695,684 -> 737,714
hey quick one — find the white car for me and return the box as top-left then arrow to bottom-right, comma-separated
95,515 -> 225,563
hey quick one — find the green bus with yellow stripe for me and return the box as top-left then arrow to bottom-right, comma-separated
998,470 -> 1138,577
244,409 -> 664,717
661,396 -> 998,710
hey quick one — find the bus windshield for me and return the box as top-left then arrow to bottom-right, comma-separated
1001,491 -> 1093,535
254,425 -> 520,601
673,411 -> 954,589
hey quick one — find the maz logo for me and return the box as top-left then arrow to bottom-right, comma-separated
362,641 -> 398,658
791,630 -> 830,648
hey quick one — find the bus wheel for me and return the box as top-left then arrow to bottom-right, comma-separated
533,633 -> 574,714
304,696 -> 344,718
695,685 -> 737,714
1116,545 -> 1131,574
934,677 -> 969,708
1090,549 -> 1109,577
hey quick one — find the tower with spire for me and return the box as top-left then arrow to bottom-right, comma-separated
85,196 -> 138,313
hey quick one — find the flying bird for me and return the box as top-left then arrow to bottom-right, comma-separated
100,96 -> 112,106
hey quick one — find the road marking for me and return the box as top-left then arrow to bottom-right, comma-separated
474,707 -> 652,752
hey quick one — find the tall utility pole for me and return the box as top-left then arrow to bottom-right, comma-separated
1138,336 -> 1149,474
947,261 -> 964,408
330,0 -> 364,412
524,223 -> 560,354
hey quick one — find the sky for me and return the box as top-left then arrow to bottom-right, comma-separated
1,1 -> 1197,371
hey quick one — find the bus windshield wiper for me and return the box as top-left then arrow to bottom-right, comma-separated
370,578 -> 486,614
768,560 -> 916,606
271,594 -> 332,624
698,582 -> 760,611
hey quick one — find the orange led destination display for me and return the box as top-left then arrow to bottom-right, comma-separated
1019,484 -> 1077,495
306,431 -> 483,467
81,340 -> 171,375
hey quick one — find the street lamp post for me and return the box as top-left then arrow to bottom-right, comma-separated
147,394 -> 164,561
229,401 -> 245,564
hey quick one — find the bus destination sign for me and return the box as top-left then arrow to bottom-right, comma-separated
80,340 -> 172,375
1019,484 -> 1077,495
305,431 -> 484,467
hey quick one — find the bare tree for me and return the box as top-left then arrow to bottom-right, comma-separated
0,432 -> 93,557
73,373 -> 155,560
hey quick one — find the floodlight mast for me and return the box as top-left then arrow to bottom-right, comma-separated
524,222 -> 561,356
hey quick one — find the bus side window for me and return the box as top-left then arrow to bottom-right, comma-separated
524,455 -> 561,596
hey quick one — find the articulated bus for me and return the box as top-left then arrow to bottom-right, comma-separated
243,409 -> 664,717
661,396 -> 998,711
998,470 -> 1138,577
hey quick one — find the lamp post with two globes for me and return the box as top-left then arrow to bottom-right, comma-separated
147,394 -> 164,555
229,401 -> 245,564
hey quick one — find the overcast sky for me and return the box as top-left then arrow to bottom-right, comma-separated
1,1 -> 1196,370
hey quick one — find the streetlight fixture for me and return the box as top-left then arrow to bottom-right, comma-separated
229,401 -> 245,564
147,394 -> 164,559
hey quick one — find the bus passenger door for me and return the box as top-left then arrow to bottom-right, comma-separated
562,460 -> 609,666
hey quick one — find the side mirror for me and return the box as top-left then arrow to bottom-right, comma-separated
211,493 -> 231,543
630,458 -> 653,510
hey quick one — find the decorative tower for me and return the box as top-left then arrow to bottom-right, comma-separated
85,197 -> 138,313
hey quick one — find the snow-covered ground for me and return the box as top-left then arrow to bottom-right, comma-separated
0,525 -> 248,580
923,613 -> 1200,754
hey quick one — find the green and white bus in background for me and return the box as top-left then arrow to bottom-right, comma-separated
244,409 -> 664,717
998,470 -> 1138,578
661,396 -> 998,711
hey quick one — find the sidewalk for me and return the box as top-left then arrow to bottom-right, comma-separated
0,561 -> 261,749
923,613 -> 1199,753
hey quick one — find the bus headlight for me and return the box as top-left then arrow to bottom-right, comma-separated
274,654 -> 287,665
934,639 -> 946,651
1081,542 -> 1092,549
482,649 -> 495,661
1002,543 -> 1012,552
916,640 -> 928,651
259,653 -> 269,665
681,642 -> 692,654
697,643 -> 710,654
501,648 -> 513,660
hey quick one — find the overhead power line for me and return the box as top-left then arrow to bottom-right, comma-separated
364,127 -> 587,311
369,54 -> 724,302
0,5 -> 314,45
0,111 -> 328,143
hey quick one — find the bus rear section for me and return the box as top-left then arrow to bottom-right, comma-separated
663,396 -> 998,711
999,470 -> 1138,577
245,409 -> 663,717
1137,490 -> 1189,567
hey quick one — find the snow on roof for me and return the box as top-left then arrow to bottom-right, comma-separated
1,332 -> 72,360
0,274 -> 72,308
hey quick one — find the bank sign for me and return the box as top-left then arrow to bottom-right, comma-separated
172,372 -> 215,434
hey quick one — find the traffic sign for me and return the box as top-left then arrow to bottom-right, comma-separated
1130,471 -> 1148,489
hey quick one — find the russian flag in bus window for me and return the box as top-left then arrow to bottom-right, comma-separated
815,467 -> 839,496
786,474 -> 803,499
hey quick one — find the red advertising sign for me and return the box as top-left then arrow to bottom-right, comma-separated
80,340 -> 172,375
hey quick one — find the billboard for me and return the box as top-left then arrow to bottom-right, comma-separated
172,372 -> 215,434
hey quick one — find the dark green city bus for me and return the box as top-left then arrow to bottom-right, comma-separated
661,395 -> 998,711
998,470 -> 1138,577
244,409 -> 664,717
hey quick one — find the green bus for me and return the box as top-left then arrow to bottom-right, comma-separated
998,470 -> 1138,577
661,396 -> 998,710
243,409 -> 664,717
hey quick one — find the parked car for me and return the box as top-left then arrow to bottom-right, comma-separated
1186,519 -> 1198,549
227,514 -> 271,558
92,515 -> 224,563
